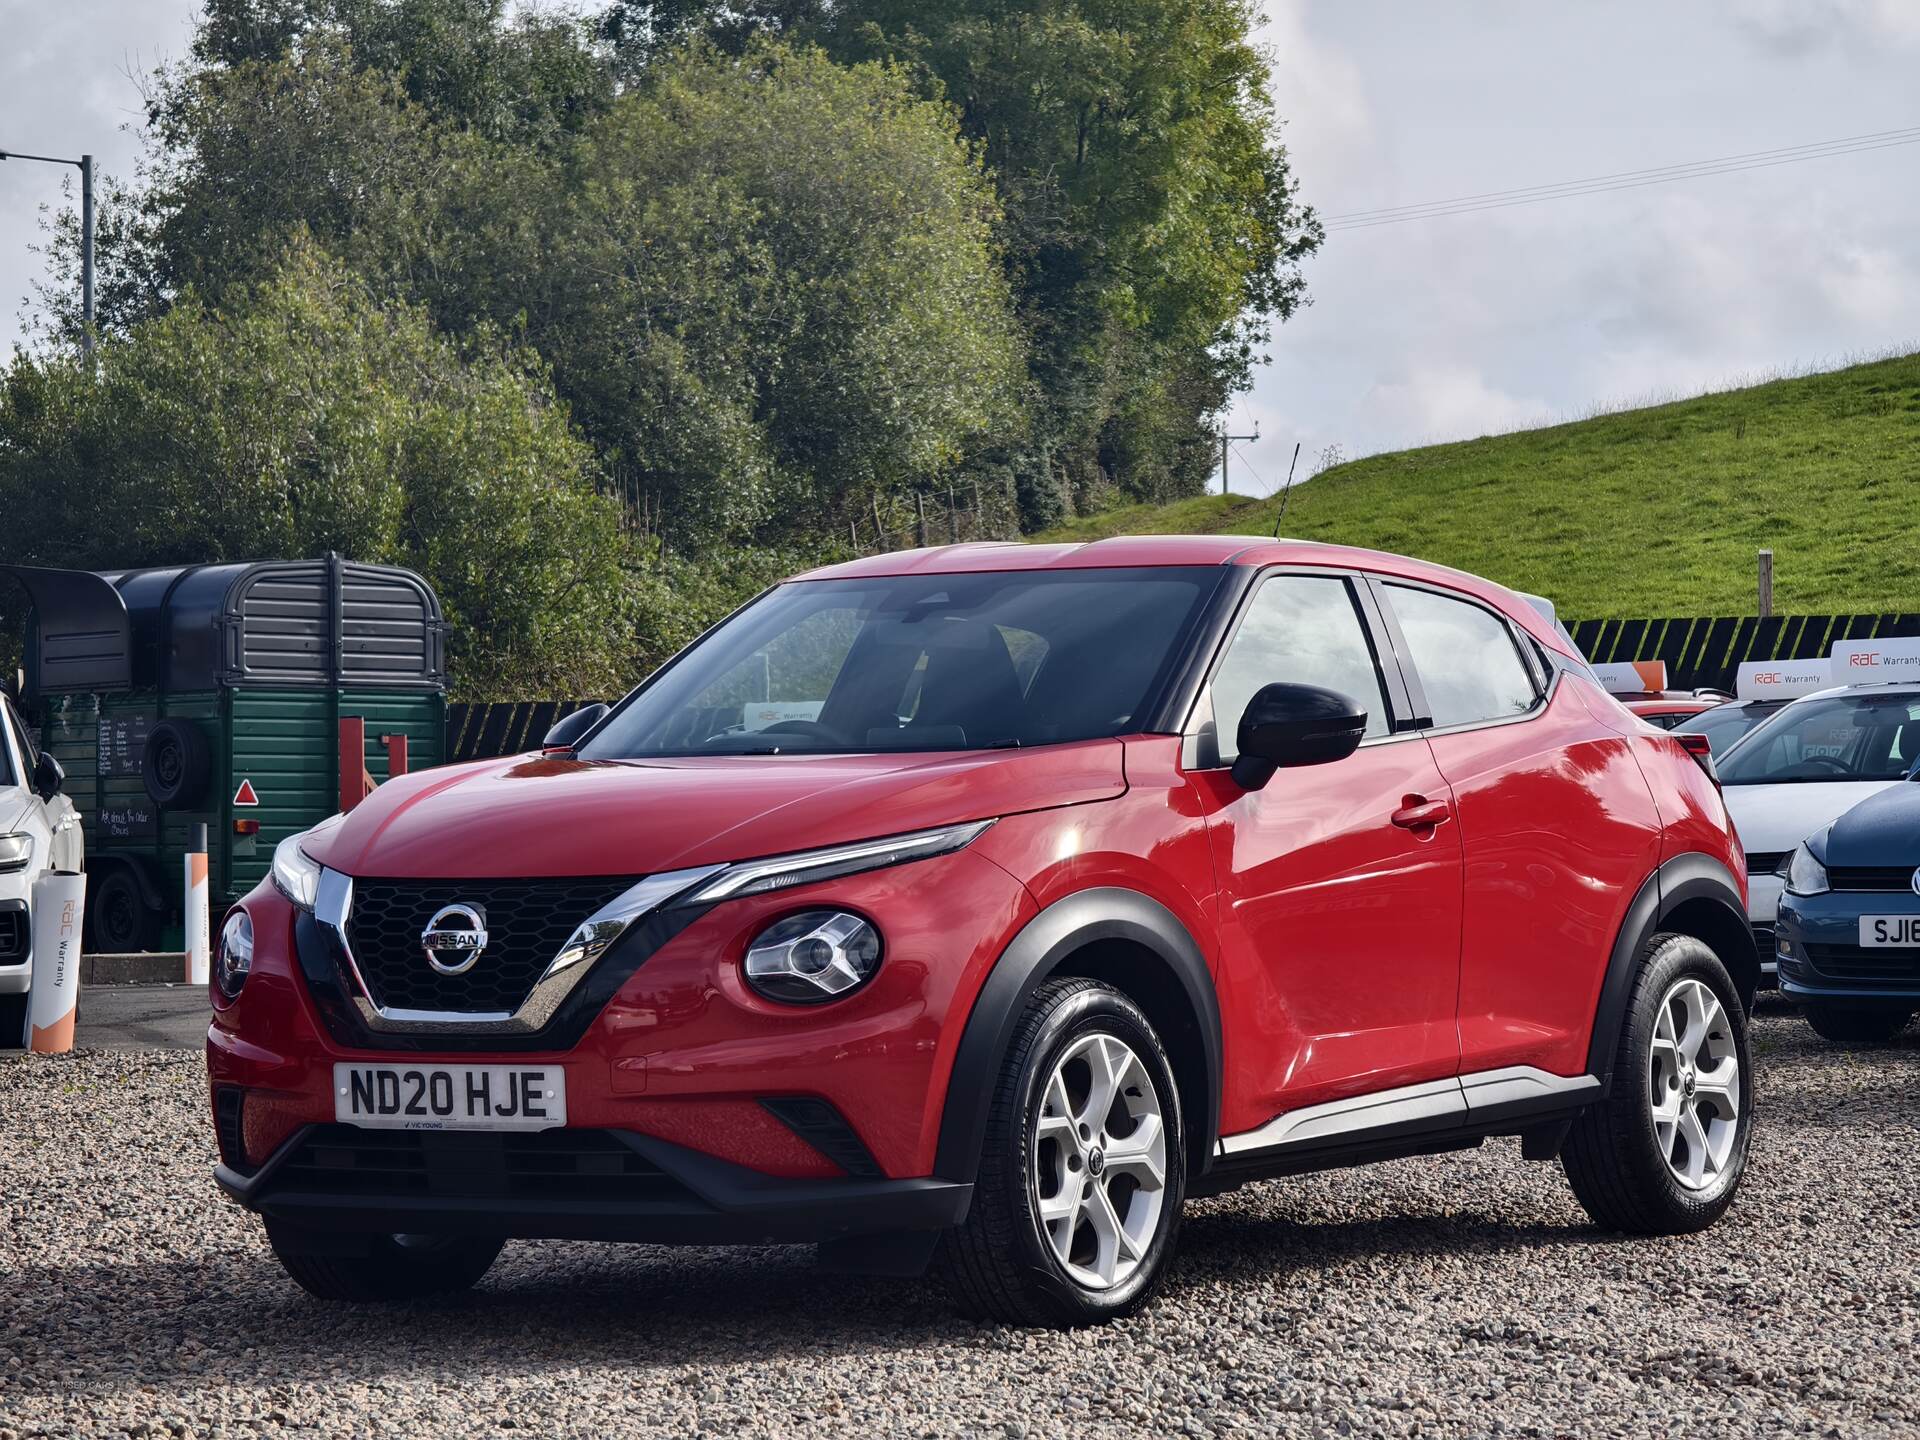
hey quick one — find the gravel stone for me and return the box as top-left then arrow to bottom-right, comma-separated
2,1004 -> 1917,1437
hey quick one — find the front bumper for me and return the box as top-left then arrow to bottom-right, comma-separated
1776,890 -> 1920,1001
215,1121 -> 972,1246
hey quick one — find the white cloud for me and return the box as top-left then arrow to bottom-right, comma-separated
1720,0 -> 1920,55
1357,364 -> 1552,446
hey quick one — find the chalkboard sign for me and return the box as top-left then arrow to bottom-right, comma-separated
96,803 -> 158,841
98,712 -> 153,779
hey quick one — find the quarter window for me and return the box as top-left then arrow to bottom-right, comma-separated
1385,584 -> 1539,728
1209,575 -> 1392,762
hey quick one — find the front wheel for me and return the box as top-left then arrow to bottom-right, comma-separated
1803,1002 -> 1913,1044
937,977 -> 1185,1327
266,1223 -> 504,1302
1563,932 -> 1753,1234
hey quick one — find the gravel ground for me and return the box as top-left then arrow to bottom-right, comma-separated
3,1004 -> 1917,1439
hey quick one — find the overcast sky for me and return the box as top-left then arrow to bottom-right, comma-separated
5,1 -> 1919,493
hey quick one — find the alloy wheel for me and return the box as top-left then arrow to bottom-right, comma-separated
1648,976 -> 1741,1191
1029,1031 -> 1168,1291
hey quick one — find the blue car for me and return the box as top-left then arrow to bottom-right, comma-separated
1775,781 -> 1920,1042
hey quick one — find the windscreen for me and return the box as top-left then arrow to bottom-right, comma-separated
580,568 -> 1219,758
1719,692 -> 1920,784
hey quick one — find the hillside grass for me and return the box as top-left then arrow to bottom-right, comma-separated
1037,353 -> 1920,618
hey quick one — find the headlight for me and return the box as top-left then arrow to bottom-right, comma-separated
680,820 -> 994,906
216,910 -> 253,999
270,813 -> 345,911
0,833 -> 32,873
1780,844 -> 1829,897
744,910 -> 882,1003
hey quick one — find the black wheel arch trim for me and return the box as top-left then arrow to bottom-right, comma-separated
1587,851 -> 1756,1088
933,886 -> 1223,1186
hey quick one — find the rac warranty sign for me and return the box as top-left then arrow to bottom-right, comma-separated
1831,637 -> 1920,683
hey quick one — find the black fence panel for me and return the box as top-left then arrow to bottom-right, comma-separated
448,700 -> 606,762
1564,612 -> 1917,693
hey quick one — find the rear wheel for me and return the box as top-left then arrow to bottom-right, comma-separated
937,977 -> 1185,1327
1563,932 -> 1752,1234
1803,1002 -> 1913,1044
266,1223 -> 503,1302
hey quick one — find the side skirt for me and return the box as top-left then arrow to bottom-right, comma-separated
1194,1066 -> 1601,1197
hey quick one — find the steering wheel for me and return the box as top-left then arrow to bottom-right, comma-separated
752,719 -> 850,745
1792,755 -> 1852,775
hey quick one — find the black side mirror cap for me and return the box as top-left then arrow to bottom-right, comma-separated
542,703 -> 609,752
33,751 -> 65,801
1230,683 -> 1368,791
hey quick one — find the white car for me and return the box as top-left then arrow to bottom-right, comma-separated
1717,682 -> 1920,974
1,686 -> 83,1007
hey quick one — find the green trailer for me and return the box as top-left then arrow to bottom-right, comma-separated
17,557 -> 447,951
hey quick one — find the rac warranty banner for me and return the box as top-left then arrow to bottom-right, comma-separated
1831,636 -> 1920,683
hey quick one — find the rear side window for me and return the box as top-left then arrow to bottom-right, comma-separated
1385,584 -> 1539,729
1209,574 -> 1392,761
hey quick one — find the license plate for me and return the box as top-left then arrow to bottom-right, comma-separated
1858,916 -> 1920,948
333,1063 -> 567,1131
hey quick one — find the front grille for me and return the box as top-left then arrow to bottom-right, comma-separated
271,1126 -> 689,1204
1827,866 -> 1920,893
1803,943 -> 1920,984
0,908 -> 25,963
1746,851 -> 1790,877
346,877 -> 638,1015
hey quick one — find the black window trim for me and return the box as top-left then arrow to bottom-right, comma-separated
1364,575 -> 1554,738
1179,565 -> 1419,770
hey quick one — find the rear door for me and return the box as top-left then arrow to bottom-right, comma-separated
1193,570 -> 1466,1133
1374,579 -> 1662,1082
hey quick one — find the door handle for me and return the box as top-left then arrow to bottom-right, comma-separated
1391,796 -> 1451,830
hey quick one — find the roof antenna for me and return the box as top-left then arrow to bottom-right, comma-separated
1271,442 -> 1302,538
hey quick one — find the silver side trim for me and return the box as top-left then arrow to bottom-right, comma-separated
315,864 -> 725,1035
1459,1065 -> 1602,1115
1218,1065 -> 1598,1158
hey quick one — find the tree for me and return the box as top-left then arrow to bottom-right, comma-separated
40,24 -> 1026,552
603,0 -> 1323,520
519,42 -> 1025,545
0,243 -> 632,698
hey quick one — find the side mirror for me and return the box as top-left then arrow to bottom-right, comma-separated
1230,683 -> 1367,791
33,751 -> 65,801
542,703 -> 609,752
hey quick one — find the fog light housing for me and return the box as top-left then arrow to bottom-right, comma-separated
216,909 -> 253,999
744,911 -> 882,1004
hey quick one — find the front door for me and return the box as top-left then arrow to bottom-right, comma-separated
1193,571 -> 1465,1139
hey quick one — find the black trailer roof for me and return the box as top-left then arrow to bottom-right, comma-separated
87,556 -> 446,693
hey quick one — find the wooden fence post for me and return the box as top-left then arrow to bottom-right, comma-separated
1758,550 -> 1774,618
915,492 -> 928,547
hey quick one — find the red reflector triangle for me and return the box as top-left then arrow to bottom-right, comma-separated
233,779 -> 260,807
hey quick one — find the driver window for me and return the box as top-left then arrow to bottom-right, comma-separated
1208,575 -> 1391,764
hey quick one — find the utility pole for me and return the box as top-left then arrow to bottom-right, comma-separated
1,147 -> 94,365
1219,426 -> 1258,495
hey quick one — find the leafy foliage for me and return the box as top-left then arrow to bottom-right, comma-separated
20,0 -> 1320,691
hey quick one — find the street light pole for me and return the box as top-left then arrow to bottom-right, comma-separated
0,147 -> 96,365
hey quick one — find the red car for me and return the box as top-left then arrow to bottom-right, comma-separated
1619,692 -> 1731,730
208,537 -> 1758,1326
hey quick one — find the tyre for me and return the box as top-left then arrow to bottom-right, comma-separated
937,977 -> 1185,1327
86,867 -> 158,953
141,718 -> 212,809
1563,932 -> 1753,1234
1803,1002 -> 1913,1044
266,1222 -> 504,1302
